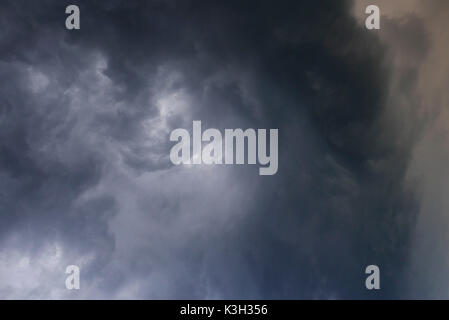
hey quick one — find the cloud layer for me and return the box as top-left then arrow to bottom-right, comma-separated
0,0 -> 448,299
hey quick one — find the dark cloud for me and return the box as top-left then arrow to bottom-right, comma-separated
0,0 -> 441,299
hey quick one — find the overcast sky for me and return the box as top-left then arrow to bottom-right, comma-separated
0,0 -> 448,299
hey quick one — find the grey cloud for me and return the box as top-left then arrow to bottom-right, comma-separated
0,0 -> 442,299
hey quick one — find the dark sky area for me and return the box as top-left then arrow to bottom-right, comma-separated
0,0 -> 448,299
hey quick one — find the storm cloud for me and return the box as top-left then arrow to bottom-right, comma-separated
0,0 -> 447,299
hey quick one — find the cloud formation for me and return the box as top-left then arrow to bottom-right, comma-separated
0,0 -> 447,299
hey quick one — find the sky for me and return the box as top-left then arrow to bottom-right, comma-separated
0,0 -> 448,299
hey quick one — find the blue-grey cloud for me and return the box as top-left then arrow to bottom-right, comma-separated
1,0 -> 446,299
